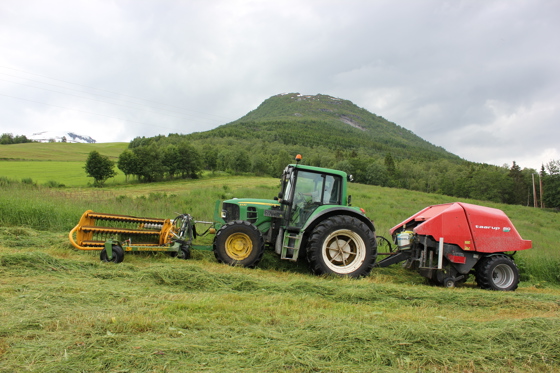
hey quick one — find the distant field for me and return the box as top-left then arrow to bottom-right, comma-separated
0,161 -> 127,186
0,142 -> 127,161
0,142 -> 128,186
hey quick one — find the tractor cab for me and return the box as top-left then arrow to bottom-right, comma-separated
277,164 -> 346,231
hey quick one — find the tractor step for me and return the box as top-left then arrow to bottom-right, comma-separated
281,232 -> 302,261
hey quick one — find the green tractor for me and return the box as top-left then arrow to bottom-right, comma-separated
213,155 -> 377,277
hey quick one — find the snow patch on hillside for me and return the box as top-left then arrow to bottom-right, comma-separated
29,131 -> 96,143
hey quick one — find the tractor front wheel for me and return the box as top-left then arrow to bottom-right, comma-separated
475,255 -> 519,291
100,244 -> 124,263
213,220 -> 264,268
307,216 -> 376,277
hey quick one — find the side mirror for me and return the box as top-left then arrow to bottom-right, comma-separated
347,174 -> 354,182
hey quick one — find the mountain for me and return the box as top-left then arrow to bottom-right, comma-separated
189,93 -> 460,162
29,131 -> 96,144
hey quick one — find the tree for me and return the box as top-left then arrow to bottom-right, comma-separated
176,141 -> 202,178
364,162 -> 389,187
162,144 -> 180,179
117,149 -> 138,182
0,133 -> 14,144
543,160 -> 560,208
84,150 -> 117,187
507,161 -> 526,205
384,154 -> 396,175
132,143 -> 164,182
202,144 -> 218,172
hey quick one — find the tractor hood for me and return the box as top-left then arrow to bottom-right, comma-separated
220,198 -> 281,227
223,198 -> 280,208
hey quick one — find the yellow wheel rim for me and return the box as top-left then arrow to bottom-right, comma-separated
225,232 -> 253,260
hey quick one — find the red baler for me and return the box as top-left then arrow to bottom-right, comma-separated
376,202 -> 531,290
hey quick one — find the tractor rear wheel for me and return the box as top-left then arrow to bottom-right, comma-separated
475,255 -> 519,291
213,220 -> 264,268
307,215 -> 376,277
100,244 -> 124,263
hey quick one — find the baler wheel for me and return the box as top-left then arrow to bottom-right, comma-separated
475,255 -> 519,291
213,220 -> 264,268
307,216 -> 376,277
443,278 -> 455,288
100,245 -> 124,263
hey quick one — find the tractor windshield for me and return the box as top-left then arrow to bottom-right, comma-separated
286,169 -> 342,228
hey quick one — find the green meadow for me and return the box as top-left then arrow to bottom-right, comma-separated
0,142 -> 559,372
0,161 -> 129,187
0,142 -> 128,186
0,142 -> 127,161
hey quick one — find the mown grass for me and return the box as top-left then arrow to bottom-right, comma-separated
0,230 -> 559,372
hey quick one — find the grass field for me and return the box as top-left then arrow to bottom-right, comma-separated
0,142 -> 127,161
1,143 -> 560,371
0,142 -> 128,187
0,161 -> 129,187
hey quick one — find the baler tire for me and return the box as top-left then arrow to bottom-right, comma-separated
307,215 -> 376,278
213,220 -> 264,268
100,245 -> 124,263
475,255 -> 519,291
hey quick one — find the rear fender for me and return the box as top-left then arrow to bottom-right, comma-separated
301,207 -> 375,239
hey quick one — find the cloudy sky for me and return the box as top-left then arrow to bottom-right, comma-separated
1,0 -> 558,170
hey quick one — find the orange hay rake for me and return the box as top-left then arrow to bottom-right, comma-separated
69,210 -> 214,262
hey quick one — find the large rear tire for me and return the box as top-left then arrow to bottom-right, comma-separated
213,220 -> 264,268
475,255 -> 519,291
307,216 -> 376,277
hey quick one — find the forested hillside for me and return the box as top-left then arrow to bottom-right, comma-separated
189,93 -> 459,162
115,93 -> 559,207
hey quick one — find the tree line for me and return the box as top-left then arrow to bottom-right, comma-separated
1,133 -> 34,145
83,133 -> 560,209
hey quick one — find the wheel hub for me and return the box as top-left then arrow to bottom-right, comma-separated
492,263 -> 515,288
322,229 -> 366,274
225,232 -> 253,260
